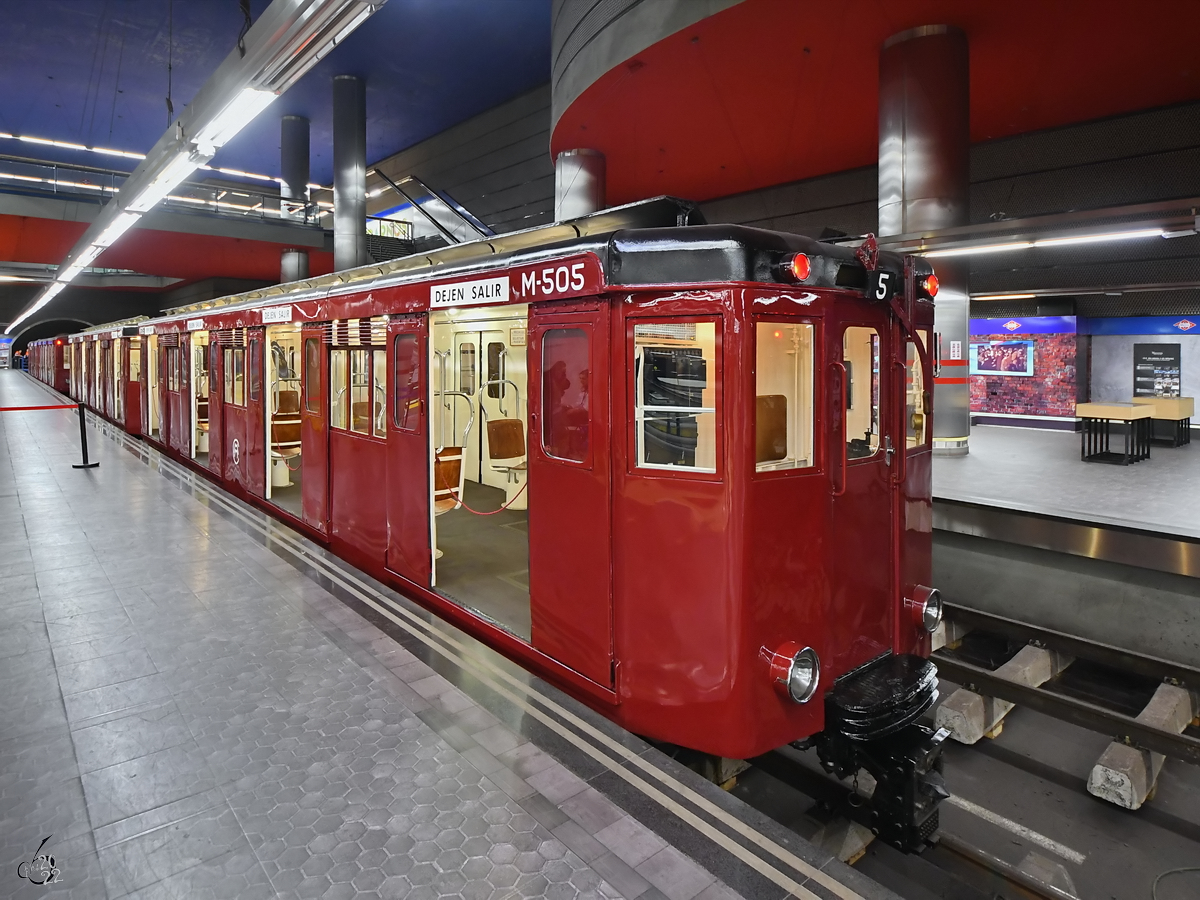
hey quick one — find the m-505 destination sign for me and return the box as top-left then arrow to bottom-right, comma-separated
430,276 -> 510,308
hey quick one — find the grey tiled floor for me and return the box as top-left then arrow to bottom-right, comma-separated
934,424 -> 1200,537
0,372 -> 772,900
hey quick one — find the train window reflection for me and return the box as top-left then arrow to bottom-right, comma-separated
232,348 -> 245,406
844,327 -> 880,459
755,322 -> 814,472
372,348 -> 387,438
907,331 -> 929,449
330,349 -> 348,429
393,335 -> 421,431
350,349 -> 371,434
542,328 -> 589,463
304,338 -> 320,412
633,320 -> 718,472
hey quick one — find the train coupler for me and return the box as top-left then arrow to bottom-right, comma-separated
814,654 -> 950,852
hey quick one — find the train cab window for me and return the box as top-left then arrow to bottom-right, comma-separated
129,345 -> 140,382
906,331 -> 930,449
755,322 -> 814,471
330,349 -> 349,429
541,328 -> 590,463
843,327 -> 880,460
486,342 -> 504,399
633,320 -> 718,472
372,348 -> 387,438
223,348 -> 245,406
304,338 -> 320,412
350,349 -> 371,434
393,334 -> 421,431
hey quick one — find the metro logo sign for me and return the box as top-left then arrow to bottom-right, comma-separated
1003,320 -> 1022,331
1173,319 -> 1196,332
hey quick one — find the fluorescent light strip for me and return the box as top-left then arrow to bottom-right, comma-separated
973,293 -> 1037,301
195,88 -> 278,150
924,228 -> 1165,258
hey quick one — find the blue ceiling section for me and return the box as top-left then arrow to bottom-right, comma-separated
0,0 -> 551,185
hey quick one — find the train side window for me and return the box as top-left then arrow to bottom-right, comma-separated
487,341 -> 504,399
330,349 -> 348,429
248,340 -> 261,401
633,320 -> 718,472
755,322 -> 814,472
542,327 -> 590,463
232,349 -> 245,406
372,348 -> 387,438
224,349 -> 233,403
129,345 -> 140,382
459,342 -> 476,394
843,327 -> 880,459
393,335 -> 421,432
906,331 -> 930,449
304,338 -> 320,412
350,348 -> 371,434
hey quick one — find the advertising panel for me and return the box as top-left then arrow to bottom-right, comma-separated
969,340 -> 1035,377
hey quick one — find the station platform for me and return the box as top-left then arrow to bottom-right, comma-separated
0,368 -> 893,900
933,424 -> 1199,539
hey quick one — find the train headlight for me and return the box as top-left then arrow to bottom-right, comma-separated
906,585 -> 943,633
766,642 -> 821,704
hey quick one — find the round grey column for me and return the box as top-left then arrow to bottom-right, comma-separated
879,24 -> 971,455
280,115 -> 310,221
555,149 -> 605,221
281,248 -> 309,283
333,75 -> 368,271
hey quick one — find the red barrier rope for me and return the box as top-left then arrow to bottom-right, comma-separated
435,466 -> 527,516
0,404 -> 78,411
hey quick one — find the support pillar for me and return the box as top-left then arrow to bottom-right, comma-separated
879,25 -> 970,455
281,249 -> 309,283
333,74 -> 368,271
555,149 -> 605,221
280,115 -> 310,221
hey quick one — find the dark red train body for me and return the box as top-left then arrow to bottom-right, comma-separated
27,336 -> 70,394
44,203 -> 948,849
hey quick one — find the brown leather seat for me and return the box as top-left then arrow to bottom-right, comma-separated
351,400 -> 372,433
433,448 -> 463,514
276,390 -> 300,415
755,395 -> 788,463
487,419 -> 527,481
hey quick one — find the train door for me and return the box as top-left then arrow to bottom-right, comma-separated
207,339 -> 223,474
245,328 -> 266,497
265,324 -> 304,518
218,330 -> 248,487
146,334 -> 161,440
327,319 -> 389,566
190,332 -> 210,464
528,304 -> 613,686
126,338 -> 142,435
104,340 -> 115,418
300,324 -> 330,533
113,338 -> 124,424
175,336 -> 192,458
430,305 -> 531,639
828,308 -> 895,673
385,315 -> 430,584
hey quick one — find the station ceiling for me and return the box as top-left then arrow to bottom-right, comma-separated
552,0 -> 1200,205
0,0 -> 551,185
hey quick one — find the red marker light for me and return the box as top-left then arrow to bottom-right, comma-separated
922,274 -> 939,297
55,339 -> 62,345
790,253 -> 811,281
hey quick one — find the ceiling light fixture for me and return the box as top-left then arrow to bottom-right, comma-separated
194,88 -> 278,153
972,293 -> 1037,301
923,228 -> 1165,258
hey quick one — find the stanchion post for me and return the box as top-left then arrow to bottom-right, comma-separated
72,402 -> 99,469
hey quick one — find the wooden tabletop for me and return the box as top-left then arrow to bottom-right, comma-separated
1131,396 -> 1195,419
1076,401 -> 1153,420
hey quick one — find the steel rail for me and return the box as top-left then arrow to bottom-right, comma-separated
944,603 -> 1200,691
932,655 -> 1200,765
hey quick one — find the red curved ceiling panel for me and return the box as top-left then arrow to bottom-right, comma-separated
552,0 -> 1200,205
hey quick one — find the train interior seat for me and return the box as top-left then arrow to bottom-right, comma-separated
486,417 -> 527,483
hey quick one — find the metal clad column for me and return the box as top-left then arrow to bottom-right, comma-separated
333,75 -> 368,271
879,25 -> 970,455
281,115 -> 310,220
555,149 -> 605,221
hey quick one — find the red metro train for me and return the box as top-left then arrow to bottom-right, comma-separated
53,200 -> 948,850
26,336 -> 70,393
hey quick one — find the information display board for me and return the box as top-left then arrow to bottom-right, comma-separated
1133,343 -> 1181,397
